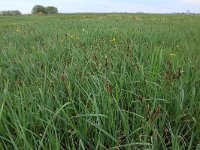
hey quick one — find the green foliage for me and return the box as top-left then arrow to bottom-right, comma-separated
0,14 -> 200,149
46,6 -> 58,14
31,5 -> 58,15
31,5 -> 47,14
0,10 -> 21,16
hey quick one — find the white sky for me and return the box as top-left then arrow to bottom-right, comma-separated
0,0 -> 200,14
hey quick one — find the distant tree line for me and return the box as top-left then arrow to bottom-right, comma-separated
32,5 -> 58,14
0,10 -> 22,16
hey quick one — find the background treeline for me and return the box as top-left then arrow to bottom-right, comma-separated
0,10 -> 22,16
32,5 -> 58,14
0,5 -> 58,16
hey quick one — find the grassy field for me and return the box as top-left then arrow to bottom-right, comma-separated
0,14 -> 200,149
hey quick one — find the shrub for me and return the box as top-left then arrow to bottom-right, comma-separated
31,5 -> 47,14
0,10 -> 22,16
32,5 -> 58,15
46,6 -> 58,14
12,10 -> 22,15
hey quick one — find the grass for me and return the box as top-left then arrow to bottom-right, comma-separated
0,13 -> 200,149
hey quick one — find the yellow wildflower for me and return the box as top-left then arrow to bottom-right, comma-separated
16,27 -> 21,32
71,35 -> 75,38
170,53 -> 176,57
110,37 -> 116,43
70,34 -> 79,40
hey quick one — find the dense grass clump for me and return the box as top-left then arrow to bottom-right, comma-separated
0,14 -> 200,149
